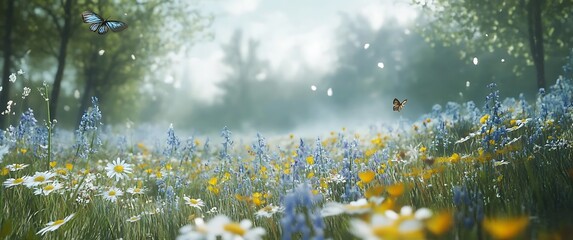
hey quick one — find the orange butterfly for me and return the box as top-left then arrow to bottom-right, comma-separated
393,98 -> 407,112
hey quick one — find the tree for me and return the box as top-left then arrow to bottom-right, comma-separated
415,0 -> 573,89
38,0 -> 76,123
0,0 -> 38,128
217,30 -> 269,128
70,0 -> 212,125
22,0 -> 79,123
0,0 -> 15,128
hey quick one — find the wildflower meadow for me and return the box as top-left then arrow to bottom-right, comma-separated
2,56 -> 573,239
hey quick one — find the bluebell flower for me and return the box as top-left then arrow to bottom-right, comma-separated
73,97 -> 103,160
453,185 -> 484,229
163,124 -> 180,159
281,184 -> 324,240
219,126 -> 233,162
182,135 -> 197,163
252,132 -> 269,164
16,109 -> 37,143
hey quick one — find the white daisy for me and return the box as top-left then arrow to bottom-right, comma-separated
6,163 -> 29,171
127,215 -> 141,222
183,196 -> 205,209
327,173 -> 346,184
3,177 -> 25,188
24,171 -> 56,188
127,187 -> 146,195
177,218 -> 212,240
105,157 -> 133,181
218,217 -> 266,240
36,213 -> 75,235
349,206 -> 433,239
321,198 -> 375,217
101,187 -> 123,202
255,204 -> 284,218
34,181 -> 63,195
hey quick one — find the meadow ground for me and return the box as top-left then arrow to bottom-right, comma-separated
2,63 -> 573,239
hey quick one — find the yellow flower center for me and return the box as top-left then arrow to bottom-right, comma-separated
263,206 -> 273,212
34,176 -> 46,182
114,165 -> 124,173
53,219 -> 65,226
14,178 -> 24,184
223,223 -> 246,236
44,185 -> 55,191
109,190 -> 117,196
190,199 -> 200,204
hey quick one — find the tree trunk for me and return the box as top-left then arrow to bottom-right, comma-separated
77,49 -> 98,126
77,76 -> 93,126
0,0 -> 15,128
49,0 -> 73,122
527,0 -> 546,89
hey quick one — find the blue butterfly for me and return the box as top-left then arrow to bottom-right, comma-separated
81,11 -> 128,34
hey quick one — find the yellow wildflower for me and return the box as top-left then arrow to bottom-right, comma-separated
307,172 -> 315,179
480,114 -> 490,124
427,212 -> 453,235
387,183 -> 405,197
208,177 -> 218,186
449,153 -> 460,163
306,156 -> 314,165
358,170 -> 376,184
365,185 -> 384,199
483,216 -> 529,239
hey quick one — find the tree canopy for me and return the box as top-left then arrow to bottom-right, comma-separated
415,0 -> 573,89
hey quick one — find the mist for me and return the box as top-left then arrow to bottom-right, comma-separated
1,0 -> 570,138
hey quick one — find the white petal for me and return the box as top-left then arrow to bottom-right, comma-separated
385,210 -> 399,219
321,202 -> 345,217
398,219 -> 423,233
414,208 -> 433,220
240,219 -> 253,229
400,206 -> 413,216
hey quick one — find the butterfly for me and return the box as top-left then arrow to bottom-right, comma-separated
81,11 -> 128,35
393,98 -> 407,112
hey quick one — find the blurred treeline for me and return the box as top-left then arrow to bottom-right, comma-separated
0,0 -> 212,129
165,4 -> 572,134
1,0 -> 572,134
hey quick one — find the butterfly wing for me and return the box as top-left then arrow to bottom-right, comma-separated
393,98 -> 401,111
82,11 -> 103,24
401,99 -> 407,107
82,11 -> 127,34
105,21 -> 128,32
89,23 -> 102,32
96,24 -> 109,34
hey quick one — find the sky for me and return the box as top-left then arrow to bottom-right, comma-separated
175,0 -> 419,105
